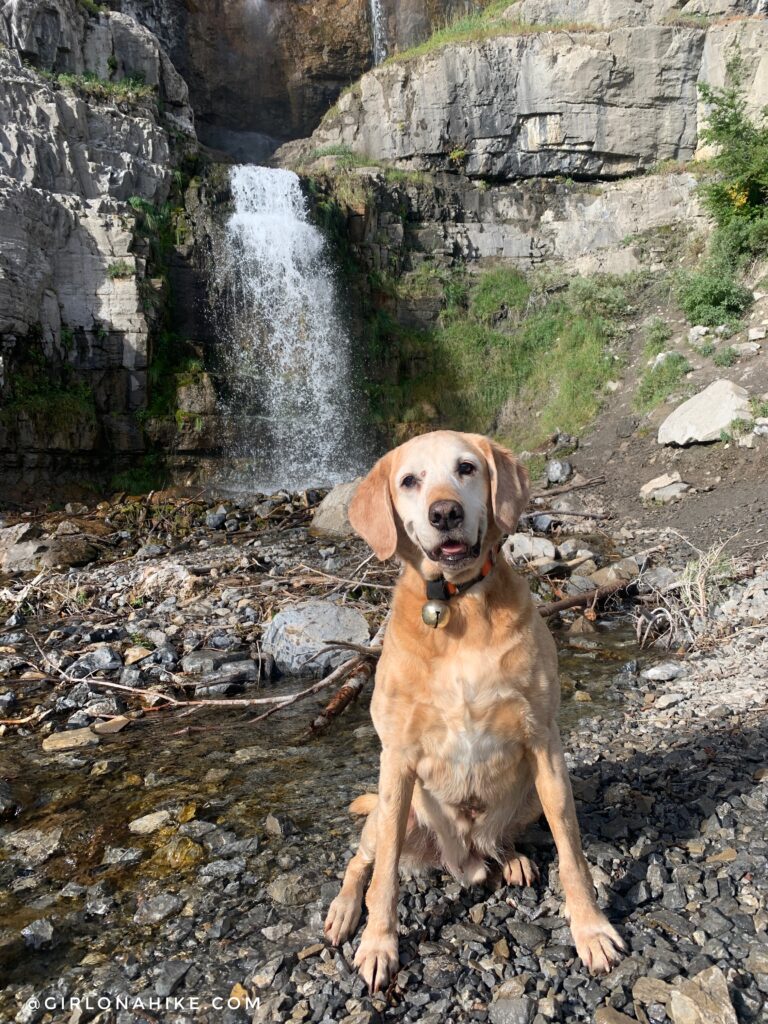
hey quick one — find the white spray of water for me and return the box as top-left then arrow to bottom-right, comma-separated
213,165 -> 364,493
369,0 -> 388,64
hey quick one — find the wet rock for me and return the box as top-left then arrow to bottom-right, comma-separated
21,918 -> 53,950
154,959 -> 190,997
262,600 -> 370,676
0,780 -> 19,819
193,659 -> 264,696
133,893 -> 184,925
42,727 -> 100,752
309,480 -> 359,540
4,827 -> 62,865
128,809 -> 172,834
642,662 -> 686,681
102,846 -> 144,866
69,646 -> 123,678
657,379 -> 751,445
589,557 -> 639,588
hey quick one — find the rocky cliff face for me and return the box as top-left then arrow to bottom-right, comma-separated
113,0 -> 473,159
0,0 -> 196,500
282,7 -> 768,178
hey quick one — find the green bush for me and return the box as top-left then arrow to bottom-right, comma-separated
635,353 -> 691,412
677,262 -> 752,326
698,57 -> 768,228
713,345 -> 737,367
107,260 -> 134,279
643,318 -> 672,358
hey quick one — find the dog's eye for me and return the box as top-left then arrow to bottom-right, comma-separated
401,474 -> 418,489
458,462 -> 476,477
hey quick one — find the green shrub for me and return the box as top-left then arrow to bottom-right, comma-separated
57,71 -> 155,105
643,318 -> 672,358
635,353 -> 691,412
107,259 -> 134,279
698,56 -> 768,229
713,345 -> 737,367
676,262 -> 752,326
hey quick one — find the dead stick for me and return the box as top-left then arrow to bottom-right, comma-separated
530,475 -> 606,500
248,657 -> 365,723
305,618 -> 389,735
537,578 -> 631,617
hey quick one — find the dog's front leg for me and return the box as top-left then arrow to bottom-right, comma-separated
529,728 -> 626,974
354,748 -> 415,992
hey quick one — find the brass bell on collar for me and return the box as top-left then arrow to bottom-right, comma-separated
422,600 -> 451,629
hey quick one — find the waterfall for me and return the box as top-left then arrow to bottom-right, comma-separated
213,165 -> 366,494
369,0 -> 388,65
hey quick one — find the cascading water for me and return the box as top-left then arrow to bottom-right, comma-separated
212,165 -> 366,493
369,0 -> 388,64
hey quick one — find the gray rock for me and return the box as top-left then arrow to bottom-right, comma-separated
642,662 -> 686,682
657,379 -> 751,445
3,827 -> 62,865
655,692 -> 685,710
205,512 -> 227,530
133,893 -> 184,925
42,727 -> 99,752
154,959 -> 190,997
506,534 -> 557,562
546,458 -> 573,484
69,646 -> 122,678
267,871 -> 312,906
489,996 -> 536,1024
21,918 -> 54,950
262,600 -> 370,676
309,479 -> 360,540
102,846 -> 144,866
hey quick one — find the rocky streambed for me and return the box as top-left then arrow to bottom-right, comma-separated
0,490 -> 766,1023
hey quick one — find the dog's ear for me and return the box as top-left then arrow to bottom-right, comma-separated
348,453 -> 397,560
476,437 -> 530,534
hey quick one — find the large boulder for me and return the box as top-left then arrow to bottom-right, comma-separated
657,379 -> 751,446
262,600 -> 370,676
309,479 -> 360,540
0,523 -> 100,572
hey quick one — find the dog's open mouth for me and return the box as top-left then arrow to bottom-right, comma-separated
426,539 -> 482,566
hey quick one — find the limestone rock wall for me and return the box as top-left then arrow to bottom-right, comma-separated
0,0 -> 196,501
113,0 -> 473,158
281,13 -> 768,180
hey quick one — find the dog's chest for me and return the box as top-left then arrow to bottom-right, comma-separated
415,655 -> 529,797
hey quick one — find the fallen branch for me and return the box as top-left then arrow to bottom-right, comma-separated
531,475 -> 606,501
305,618 -> 388,735
536,578 -> 632,618
518,509 -> 608,521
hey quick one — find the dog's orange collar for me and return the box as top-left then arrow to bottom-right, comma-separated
425,542 -> 502,602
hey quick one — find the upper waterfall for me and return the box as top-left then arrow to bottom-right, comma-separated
212,164 -> 366,493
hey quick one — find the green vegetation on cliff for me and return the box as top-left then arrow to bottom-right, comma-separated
388,1 -> 596,64
676,58 -> 766,326
365,265 -> 630,452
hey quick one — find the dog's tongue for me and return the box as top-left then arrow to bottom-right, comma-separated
441,541 -> 467,556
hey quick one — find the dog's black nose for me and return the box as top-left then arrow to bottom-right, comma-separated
429,500 -> 464,531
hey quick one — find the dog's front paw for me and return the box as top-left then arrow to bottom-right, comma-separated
570,912 -> 626,974
354,929 -> 399,992
324,892 -> 363,946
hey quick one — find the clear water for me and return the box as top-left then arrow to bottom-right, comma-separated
211,165 -> 366,494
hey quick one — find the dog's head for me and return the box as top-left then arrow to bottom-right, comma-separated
348,431 -> 529,580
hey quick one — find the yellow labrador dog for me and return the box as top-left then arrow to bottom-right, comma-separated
324,430 -> 624,990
